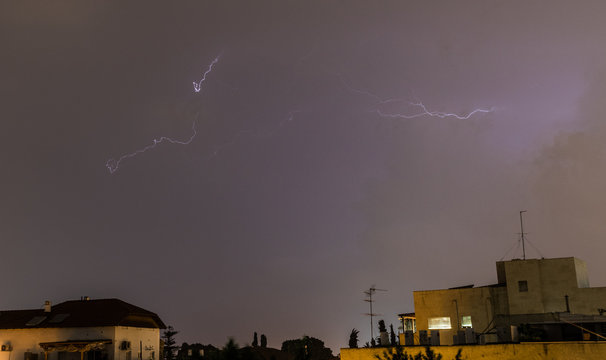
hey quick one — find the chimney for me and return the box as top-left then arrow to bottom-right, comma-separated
44,300 -> 51,313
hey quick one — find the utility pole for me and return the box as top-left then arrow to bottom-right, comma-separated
519,210 -> 527,260
364,287 -> 387,345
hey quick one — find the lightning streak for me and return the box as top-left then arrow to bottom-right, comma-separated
107,54 -> 221,174
193,56 -> 220,93
105,122 -> 197,174
338,74 -> 494,120
375,102 -> 495,120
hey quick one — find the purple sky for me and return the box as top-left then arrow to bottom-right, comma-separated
3,0 -> 606,353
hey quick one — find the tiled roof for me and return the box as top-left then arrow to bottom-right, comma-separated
0,298 -> 166,329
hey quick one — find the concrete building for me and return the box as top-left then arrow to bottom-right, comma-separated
0,298 -> 165,360
410,257 -> 606,345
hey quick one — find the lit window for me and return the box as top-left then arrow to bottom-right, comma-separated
403,318 -> 416,333
428,317 -> 451,330
518,280 -> 528,292
461,316 -> 472,328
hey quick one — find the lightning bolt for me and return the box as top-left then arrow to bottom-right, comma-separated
106,54 -> 221,174
338,74 -> 494,120
105,121 -> 197,174
193,55 -> 220,93
374,102 -> 495,120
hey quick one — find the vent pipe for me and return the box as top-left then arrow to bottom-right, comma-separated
44,300 -> 51,313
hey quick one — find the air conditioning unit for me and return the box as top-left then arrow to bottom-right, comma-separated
120,341 -> 131,350
1,345 -> 12,352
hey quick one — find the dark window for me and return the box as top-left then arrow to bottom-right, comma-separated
518,280 -> 528,292
24,352 -> 38,360
48,313 -> 70,323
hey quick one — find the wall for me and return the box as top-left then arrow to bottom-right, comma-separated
0,326 -> 159,360
413,286 -> 508,345
113,327 -> 159,360
0,327 -> 116,360
502,258 -> 606,315
574,258 -> 590,288
341,342 -> 606,360
572,287 -> 606,314
503,259 -> 546,314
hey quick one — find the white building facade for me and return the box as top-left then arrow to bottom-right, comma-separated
0,298 -> 165,360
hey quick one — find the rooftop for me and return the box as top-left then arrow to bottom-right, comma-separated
0,298 -> 166,330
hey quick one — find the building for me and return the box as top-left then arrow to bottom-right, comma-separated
0,298 -> 166,360
410,257 -> 606,345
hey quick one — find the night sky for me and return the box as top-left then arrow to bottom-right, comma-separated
3,0 -> 606,353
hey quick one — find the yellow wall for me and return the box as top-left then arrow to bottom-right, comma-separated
413,286 -> 508,345
341,342 -> 606,360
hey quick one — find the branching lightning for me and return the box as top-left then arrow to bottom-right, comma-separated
338,74 -> 494,120
193,55 -> 220,93
374,102 -> 495,120
105,121 -> 198,174
107,54 -> 221,174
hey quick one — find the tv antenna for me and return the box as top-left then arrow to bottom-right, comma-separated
364,286 -> 387,344
519,210 -> 527,260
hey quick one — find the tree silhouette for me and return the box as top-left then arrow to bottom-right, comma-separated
374,346 -> 410,360
281,336 -> 333,360
252,333 -> 258,347
375,346 -> 459,360
260,334 -> 267,348
420,346 -> 442,360
221,338 -> 240,360
348,329 -> 359,348
162,326 -> 179,360
389,324 -> 397,346
378,320 -> 387,333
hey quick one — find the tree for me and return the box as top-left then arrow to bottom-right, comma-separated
375,346 -> 457,360
348,329 -> 359,348
177,343 -> 189,360
162,326 -> 179,360
281,336 -> 333,360
371,338 -> 376,347
260,334 -> 267,348
221,338 -> 240,360
378,320 -> 387,333
252,332 -> 258,347
420,346 -> 442,360
389,324 -> 397,346
374,346 -> 411,360
453,349 -> 462,360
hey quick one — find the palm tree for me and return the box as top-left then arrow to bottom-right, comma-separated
349,329 -> 360,348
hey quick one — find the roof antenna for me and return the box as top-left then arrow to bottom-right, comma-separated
364,286 -> 387,344
519,210 -> 527,260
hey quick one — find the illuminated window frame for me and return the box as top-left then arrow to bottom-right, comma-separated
428,317 -> 451,330
461,316 -> 472,328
